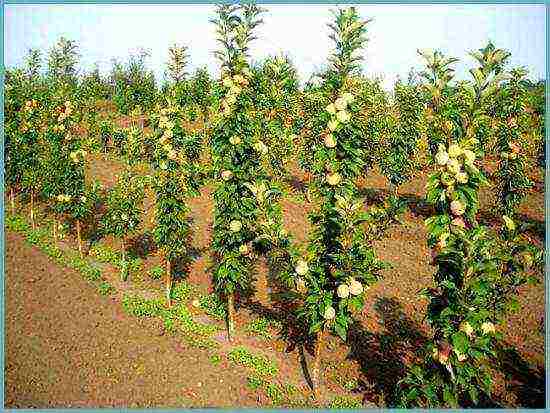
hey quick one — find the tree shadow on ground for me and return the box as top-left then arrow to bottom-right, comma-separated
238,252 -> 317,388
242,285 -> 431,404
127,230 -> 157,259
346,296 -> 428,407
516,214 -> 545,241
172,225 -> 205,282
244,294 -> 316,389
494,344 -> 545,408
358,187 -> 434,219
79,192 -> 109,253
358,187 -> 386,206
281,173 -> 310,197
477,209 -> 545,243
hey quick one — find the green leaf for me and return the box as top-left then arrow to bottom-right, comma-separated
334,323 -> 347,341
507,298 -> 520,313
468,386 -> 479,405
451,331 -> 469,353
443,386 -> 458,407
309,321 -> 322,335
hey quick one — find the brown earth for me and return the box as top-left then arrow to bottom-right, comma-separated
4,231 -> 263,408
4,149 -> 545,408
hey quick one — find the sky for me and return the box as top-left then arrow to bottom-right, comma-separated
3,4 -> 546,89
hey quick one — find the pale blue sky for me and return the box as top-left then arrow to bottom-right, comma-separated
4,4 -> 546,89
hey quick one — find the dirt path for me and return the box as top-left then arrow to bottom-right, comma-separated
4,231 -> 258,408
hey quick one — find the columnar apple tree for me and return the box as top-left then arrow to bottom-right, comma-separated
17,99 -> 43,229
492,67 -> 534,219
48,100 -> 96,257
397,45 -> 534,408
254,55 -> 302,179
4,75 -> 31,214
379,81 -> 423,198
150,100 -> 203,306
209,3 -> 278,341
42,99 -> 80,240
294,7 -> 385,397
102,170 -> 145,281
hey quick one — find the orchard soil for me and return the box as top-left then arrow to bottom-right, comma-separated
5,140 -> 545,407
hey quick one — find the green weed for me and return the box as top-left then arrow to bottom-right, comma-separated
148,265 -> 164,280
227,346 -> 278,379
122,294 -> 165,317
209,354 -> 222,366
121,294 -> 219,349
170,281 -> 194,302
6,213 -> 29,232
89,243 -> 121,266
198,293 -> 226,320
328,395 -> 363,409
246,375 -> 264,391
98,281 -> 115,296
245,317 -> 281,340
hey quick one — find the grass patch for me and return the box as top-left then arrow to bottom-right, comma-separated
327,395 -> 363,409
148,265 -> 164,280
6,212 -> 104,289
174,303 -> 218,337
209,354 -> 222,366
342,377 -> 359,391
244,375 -> 305,407
122,294 -> 165,317
89,243 -> 121,266
6,213 -> 30,232
89,243 -> 143,274
244,317 -> 282,340
246,375 -> 264,391
227,346 -> 278,379
265,383 -> 285,405
266,382 -> 301,406
198,293 -> 226,321
122,293 -> 219,350
171,281 -> 194,302
67,254 -> 102,282
98,281 -> 116,296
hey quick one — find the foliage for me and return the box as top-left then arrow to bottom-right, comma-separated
16,99 -> 44,201
397,43 -> 533,408
491,67 -> 534,217
102,170 -> 145,239
293,7 -> 385,343
252,55 -> 302,178
191,66 -> 213,120
47,36 -> 80,86
417,49 -> 460,158
378,80 -> 424,195
165,44 -> 189,85
24,48 -> 42,80
111,49 -> 157,114
80,64 -> 112,101
124,127 -> 145,165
